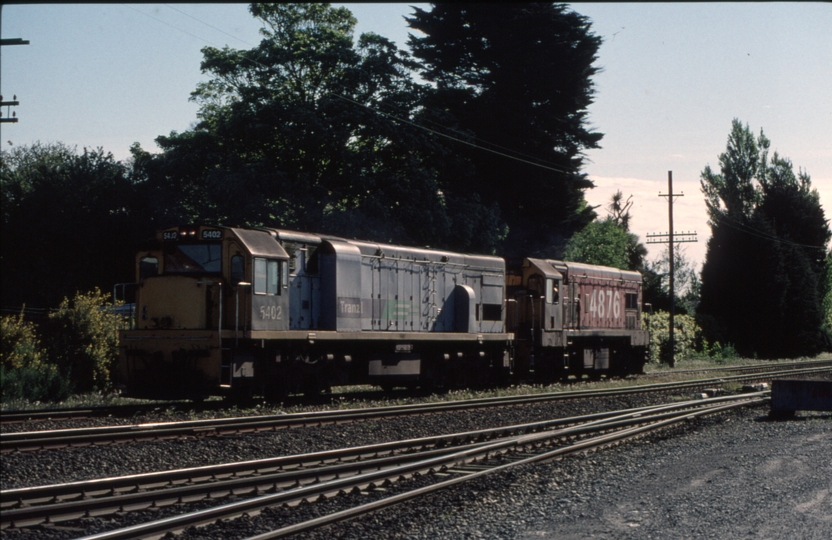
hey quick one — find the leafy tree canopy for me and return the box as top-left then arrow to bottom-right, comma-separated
135,3 -> 503,252
407,2 -> 603,257
563,218 -> 635,270
564,190 -> 646,271
1,143 -> 141,308
698,119 -> 831,358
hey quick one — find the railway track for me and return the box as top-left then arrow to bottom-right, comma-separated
0,401 -> 226,425
1,392 -> 767,537
642,358 -> 832,377
2,365 -> 828,454
3,359 -> 829,426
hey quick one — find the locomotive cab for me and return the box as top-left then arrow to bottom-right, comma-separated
118,225 -> 290,398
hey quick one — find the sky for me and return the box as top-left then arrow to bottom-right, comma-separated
2,3 -> 830,269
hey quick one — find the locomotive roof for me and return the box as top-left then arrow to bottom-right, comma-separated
519,258 -> 642,283
551,260 -> 642,282
262,227 -> 504,268
234,228 -> 289,259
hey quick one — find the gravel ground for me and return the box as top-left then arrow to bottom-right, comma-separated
208,405 -> 828,540
2,390 -> 830,539
0,393 -> 677,490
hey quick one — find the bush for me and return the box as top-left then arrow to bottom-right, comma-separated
700,341 -> 739,364
643,310 -> 743,365
1,313 -> 74,403
46,289 -> 128,393
642,311 -> 704,364
1,364 -> 73,403
1,311 -> 45,370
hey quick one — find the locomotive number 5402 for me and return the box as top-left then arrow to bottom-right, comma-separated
260,305 -> 283,320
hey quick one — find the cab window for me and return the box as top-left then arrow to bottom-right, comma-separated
230,255 -> 245,285
545,279 -> 559,304
139,256 -> 158,280
254,258 -> 284,295
165,244 -> 221,273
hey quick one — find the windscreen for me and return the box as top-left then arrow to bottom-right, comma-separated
165,243 -> 222,273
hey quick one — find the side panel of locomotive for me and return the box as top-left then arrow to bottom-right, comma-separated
261,232 -> 511,391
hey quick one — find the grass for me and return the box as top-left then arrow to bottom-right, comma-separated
646,352 -> 832,372
0,392 -> 224,412
3,353 -> 829,413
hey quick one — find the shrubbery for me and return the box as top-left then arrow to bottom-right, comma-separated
1,289 -> 127,404
1,311 -> 45,371
46,289 -> 128,393
642,310 -> 737,365
1,312 -> 73,403
0,364 -> 73,404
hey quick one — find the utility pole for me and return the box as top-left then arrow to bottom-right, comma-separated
647,171 -> 697,368
1,5 -> 30,127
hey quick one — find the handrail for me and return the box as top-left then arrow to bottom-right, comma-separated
235,282 -> 251,347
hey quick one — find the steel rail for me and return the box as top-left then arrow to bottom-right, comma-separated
70,394 -> 765,540
3,393 -> 752,515
643,358 -> 832,376
1,365 -> 826,454
0,401 -> 221,425
248,397 -> 764,540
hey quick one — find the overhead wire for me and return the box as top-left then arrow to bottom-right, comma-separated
330,94 -> 576,175
710,211 -> 829,252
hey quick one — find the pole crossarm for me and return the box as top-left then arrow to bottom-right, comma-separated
646,232 -> 697,244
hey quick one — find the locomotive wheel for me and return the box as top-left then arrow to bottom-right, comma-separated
264,379 -> 289,403
302,376 -> 331,399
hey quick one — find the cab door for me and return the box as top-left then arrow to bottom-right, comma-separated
545,278 -> 563,331
251,257 -> 290,331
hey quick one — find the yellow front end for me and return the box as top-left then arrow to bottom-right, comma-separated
136,275 -> 219,330
118,274 -> 224,398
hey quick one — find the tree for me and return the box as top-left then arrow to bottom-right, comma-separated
563,218 -> 633,270
607,191 -> 634,231
698,120 -> 831,358
137,3 -> 502,252
406,3 -> 603,257
823,251 -> 832,336
643,244 -> 700,315
1,143 -> 142,308
563,191 -> 647,271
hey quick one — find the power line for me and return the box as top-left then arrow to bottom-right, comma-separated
162,4 -> 256,48
122,4 -> 214,46
711,212 -> 829,252
331,94 -> 576,175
